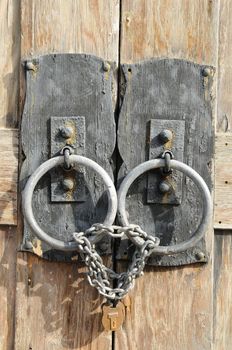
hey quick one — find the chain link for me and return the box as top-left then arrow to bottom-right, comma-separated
73,224 -> 160,301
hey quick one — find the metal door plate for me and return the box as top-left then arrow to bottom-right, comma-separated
117,58 -> 214,266
20,54 -> 116,261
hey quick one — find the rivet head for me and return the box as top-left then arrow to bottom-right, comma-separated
62,178 -> 74,191
59,126 -> 73,139
103,62 -> 110,72
25,61 -> 37,72
202,67 -> 211,77
159,129 -> 172,143
24,240 -> 33,250
159,181 -> 171,194
195,251 -> 205,261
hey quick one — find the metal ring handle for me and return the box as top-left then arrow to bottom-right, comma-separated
22,155 -> 117,251
117,159 -> 212,255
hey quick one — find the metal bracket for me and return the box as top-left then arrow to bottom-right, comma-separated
147,119 -> 185,204
50,116 -> 86,202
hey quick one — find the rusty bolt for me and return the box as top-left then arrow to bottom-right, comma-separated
59,126 -> 73,139
195,251 -> 205,261
202,67 -> 211,77
62,178 -> 74,191
159,129 -> 172,143
159,181 -> 171,194
103,62 -> 110,72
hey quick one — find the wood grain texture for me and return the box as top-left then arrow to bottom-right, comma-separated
21,0 -> 119,61
0,0 -> 20,128
214,134 -> 232,229
0,128 -> 18,225
214,233 -> 232,350
120,0 -> 219,65
15,1 -> 119,349
15,255 -> 111,349
217,0 -> 232,132
116,0 -> 218,349
0,226 -> 17,350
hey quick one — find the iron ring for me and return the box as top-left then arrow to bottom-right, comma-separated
22,155 -> 117,251
117,159 -> 212,255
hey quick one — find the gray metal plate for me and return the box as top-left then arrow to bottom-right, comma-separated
117,59 -> 214,266
20,54 -> 116,261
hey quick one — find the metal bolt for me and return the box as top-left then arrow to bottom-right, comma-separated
25,61 -> 37,72
24,240 -> 33,250
202,67 -> 211,77
62,178 -> 74,191
158,181 -> 171,194
59,126 -> 73,139
103,62 -> 110,72
159,129 -> 173,143
195,251 -> 205,261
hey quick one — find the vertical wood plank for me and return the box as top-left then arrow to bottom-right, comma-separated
0,226 -> 17,350
0,0 -> 20,128
217,0 -> 232,132
214,233 -> 232,350
0,1 -> 20,349
15,1 -> 119,349
0,129 -> 18,225
214,1 -> 232,348
116,1 -> 218,349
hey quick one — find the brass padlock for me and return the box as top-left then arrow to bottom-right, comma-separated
102,301 -> 125,331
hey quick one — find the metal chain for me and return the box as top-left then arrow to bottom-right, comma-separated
73,224 -> 160,301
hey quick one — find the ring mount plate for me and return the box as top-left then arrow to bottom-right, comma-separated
117,58 -> 214,266
20,54 -> 116,261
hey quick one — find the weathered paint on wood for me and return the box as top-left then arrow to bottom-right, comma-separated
117,59 -> 214,266
15,1 -> 119,349
0,128 -> 18,225
115,0 -> 218,348
0,226 -> 17,350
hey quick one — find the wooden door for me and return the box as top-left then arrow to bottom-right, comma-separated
0,1 -> 231,349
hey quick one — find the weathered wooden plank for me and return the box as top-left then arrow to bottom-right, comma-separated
217,0 -> 232,132
21,0 -> 119,61
15,1 -> 119,349
116,0 -> 218,348
0,0 -> 20,128
0,128 -> 18,225
214,232 -> 232,350
15,255 -> 111,349
0,226 -> 17,350
120,0 -> 218,65
214,133 -> 232,229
